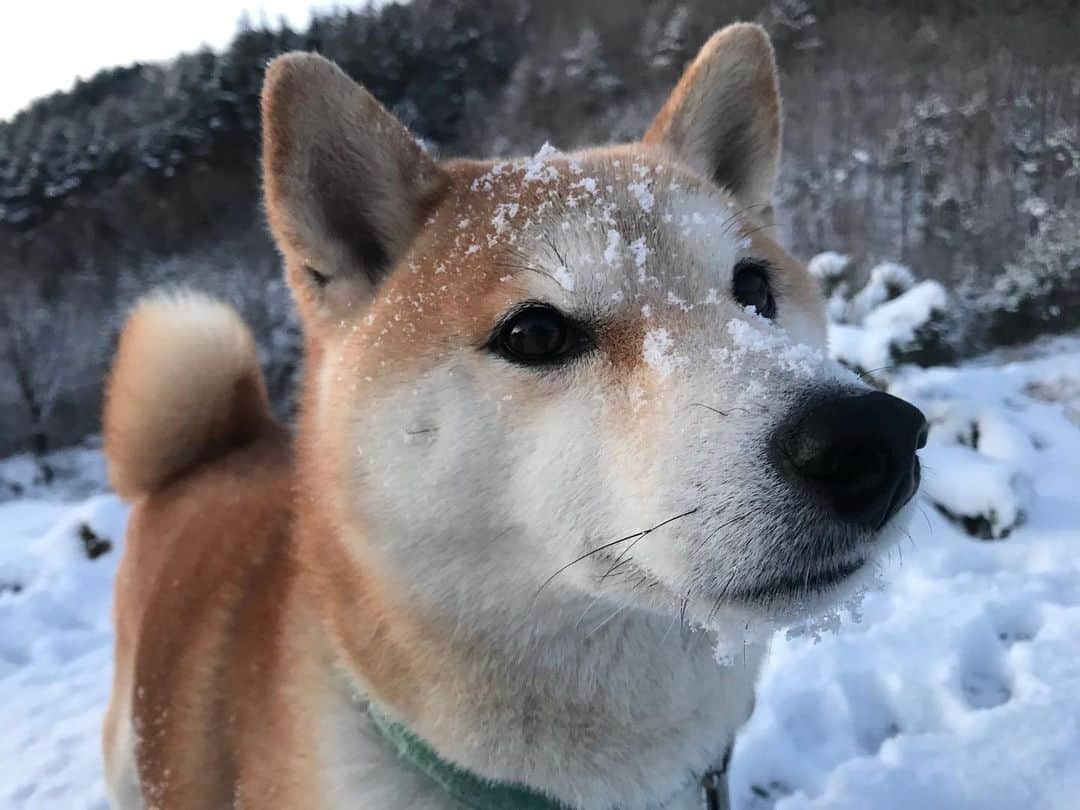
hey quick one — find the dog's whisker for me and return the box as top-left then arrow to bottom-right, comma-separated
679,594 -> 692,643
736,221 -> 780,242
707,594 -> 727,625
693,508 -> 758,553
489,259 -> 570,292
659,610 -> 681,645
573,593 -> 607,630
542,233 -> 572,275
534,532 -> 645,599
854,365 -> 898,386
689,402 -> 730,417
535,508 -> 699,599
585,603 -> 631,639
718,201 -> 773,235
599,506 -> 704,584
917,502 -> 934,535
599,531 -> 653,582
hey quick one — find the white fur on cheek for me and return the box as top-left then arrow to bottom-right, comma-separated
351,354 -> 622,616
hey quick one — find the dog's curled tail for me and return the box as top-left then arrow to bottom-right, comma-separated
104,290 -> 274,500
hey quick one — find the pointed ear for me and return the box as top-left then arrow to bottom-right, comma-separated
643,24 -> 781,219
261,53 -> 448,311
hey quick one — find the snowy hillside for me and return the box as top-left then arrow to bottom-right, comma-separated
2,336 -> 1079,808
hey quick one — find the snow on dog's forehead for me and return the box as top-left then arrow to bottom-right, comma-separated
457,145 -> 837,376
463,144 -> 750,311
356,143 -> 833,386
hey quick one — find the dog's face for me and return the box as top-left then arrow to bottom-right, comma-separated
262,26 -> 926,635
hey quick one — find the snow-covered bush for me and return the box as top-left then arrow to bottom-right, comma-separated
846,262 -> 916,324
812,212 -> 1080,374
810,254 -> 956,379
807,251 -> 854,298
829,280 -> 951,376
808,251 -> 855,323
974,209 -> 1080,348
888,360 -> 1061,542
919,444 -> 1033,539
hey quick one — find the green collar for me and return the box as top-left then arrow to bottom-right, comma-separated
366,704 -> 573,810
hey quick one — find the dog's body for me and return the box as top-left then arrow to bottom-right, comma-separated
103,25 -> 925,809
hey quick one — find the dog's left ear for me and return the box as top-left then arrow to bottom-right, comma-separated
643,23 -> 781,221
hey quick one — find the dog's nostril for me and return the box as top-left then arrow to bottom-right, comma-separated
916,421 -> 929,450
788,435 -> 883,484
786,421 -> 890,497
778,391 -> 927,530
828,446 -> 888,492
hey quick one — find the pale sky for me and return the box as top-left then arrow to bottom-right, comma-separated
0,1 -> 366,121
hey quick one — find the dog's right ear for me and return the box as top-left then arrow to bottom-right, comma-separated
261,53 -> 447,315
643,24 -> 781,225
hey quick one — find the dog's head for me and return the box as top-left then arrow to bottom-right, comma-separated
261,25 -> 926,634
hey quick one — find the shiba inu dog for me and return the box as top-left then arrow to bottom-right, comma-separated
102,23 -> 926,810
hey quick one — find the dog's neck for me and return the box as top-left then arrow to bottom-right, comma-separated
301,519 -> 765,810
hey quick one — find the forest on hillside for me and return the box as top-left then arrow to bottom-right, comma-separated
1,0 -> 1078,462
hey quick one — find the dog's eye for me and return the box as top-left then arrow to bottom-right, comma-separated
492,304 -> 590,366
732,258 -> 777,319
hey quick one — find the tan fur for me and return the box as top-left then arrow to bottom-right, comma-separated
103,291 -> 273,499
103,24 -> 853,810
103,433 -> 295,809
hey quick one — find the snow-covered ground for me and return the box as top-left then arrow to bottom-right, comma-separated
731,334 -> 1080,809
0,474 -> 125,809
2,337 -> 1079,808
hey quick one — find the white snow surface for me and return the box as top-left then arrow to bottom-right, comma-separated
3,339 -> 1080,808
1,457 -> 127,809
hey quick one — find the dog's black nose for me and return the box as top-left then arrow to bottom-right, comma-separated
777,391 -> 928,530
